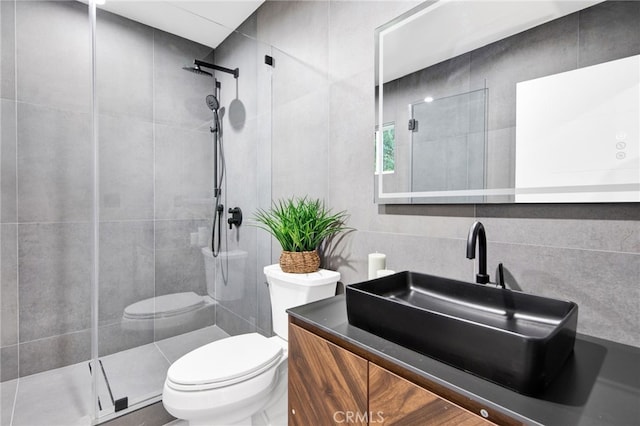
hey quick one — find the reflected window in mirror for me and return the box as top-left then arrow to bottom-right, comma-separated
375,123 -> 396,174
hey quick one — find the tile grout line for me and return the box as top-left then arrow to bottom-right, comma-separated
356,229 -> 640,256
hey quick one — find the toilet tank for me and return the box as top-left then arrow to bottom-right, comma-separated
264,264 -> 340,340
202,248 -> 248,300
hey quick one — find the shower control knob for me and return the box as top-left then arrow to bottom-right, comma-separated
228,207 -> 243,229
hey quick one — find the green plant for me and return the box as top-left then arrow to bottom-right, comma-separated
254,197 -> 349,252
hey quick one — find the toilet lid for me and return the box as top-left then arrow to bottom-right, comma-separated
123,292 -> 205,320
167,333 -> 283,390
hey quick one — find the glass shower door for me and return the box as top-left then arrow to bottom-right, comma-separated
92,2 -> 273,422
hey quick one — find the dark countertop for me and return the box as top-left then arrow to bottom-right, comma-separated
288,295 -> 640,426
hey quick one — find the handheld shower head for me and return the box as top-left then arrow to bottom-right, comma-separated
207,94 -> 220,133
206,94 -> 219,111
182,64 -> 212,77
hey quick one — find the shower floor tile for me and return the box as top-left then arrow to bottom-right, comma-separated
11,362 -> 93,426
3,325 -> 229,426
100,342 -> 170,409
1,379 -> 18,425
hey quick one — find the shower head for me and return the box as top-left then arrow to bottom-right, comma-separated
182,64 -> 212,77
206,94 -> 219,111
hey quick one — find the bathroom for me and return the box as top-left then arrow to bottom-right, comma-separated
1,0 -> 638,425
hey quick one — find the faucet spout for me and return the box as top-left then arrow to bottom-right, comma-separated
466,221 -> 490,284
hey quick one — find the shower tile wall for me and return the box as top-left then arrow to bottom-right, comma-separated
0,0 -> 216,379
250,1 -> 639,348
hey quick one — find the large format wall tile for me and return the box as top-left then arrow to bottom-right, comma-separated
99,321 -> 154,358
18,329 -> 90,377
18,223 -> 91,342
16,0 -> 91,113
99,115 -> 154,221
153,29 -> 214,129
216,305 -> 255,337
0,345 -> 18,382
328,1 -> 419,83
489,242 -> 640,347
328,230 -> 474,287
1,99 -> 17,223
272,86 -> 329,201
17,103 -> 92,223
215,258 -> 257,329
1,0 -> 16,100
258,1 -> 328,96
154,220 -> 209,297
1,224 -> 18,347
96,9 -> 153,121
155,124 -> 213,220
479,217 -> 640,254
99,221 -> 154,324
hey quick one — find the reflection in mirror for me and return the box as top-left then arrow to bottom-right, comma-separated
515,55 -> 639,202
375,0 -> 640,204
375,123 -> 396,174
410,89 -> 486,203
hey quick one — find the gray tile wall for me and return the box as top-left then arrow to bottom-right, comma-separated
253,0 -> 639,348
0,0 -> 220,378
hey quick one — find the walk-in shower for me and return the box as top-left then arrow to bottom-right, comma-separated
0,1 -> 271,424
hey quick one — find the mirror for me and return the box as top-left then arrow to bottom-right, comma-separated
375,0 -> 640,204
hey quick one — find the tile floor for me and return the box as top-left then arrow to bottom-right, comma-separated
0,326 -> 228,426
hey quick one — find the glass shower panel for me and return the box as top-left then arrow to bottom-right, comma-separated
1,0 -> 97,424
93,3 -> 272,421
410,88 -> 487,203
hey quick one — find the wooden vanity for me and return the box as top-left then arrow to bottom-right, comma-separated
288,322 -> 498,425
287,295 -> 640,426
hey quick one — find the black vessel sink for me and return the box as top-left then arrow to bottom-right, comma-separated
346,271 -> 578,395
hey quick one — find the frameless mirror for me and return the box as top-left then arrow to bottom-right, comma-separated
375,0 -> 640,204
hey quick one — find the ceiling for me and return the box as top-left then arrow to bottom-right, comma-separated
97,0 -> 264,48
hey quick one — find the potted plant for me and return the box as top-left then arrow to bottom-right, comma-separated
254,197 -> 349,273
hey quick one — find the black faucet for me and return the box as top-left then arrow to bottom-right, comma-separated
466,221 -> 490,284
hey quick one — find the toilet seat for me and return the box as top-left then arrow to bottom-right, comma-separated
166,333 -> 283,392
123,292 -> 205,320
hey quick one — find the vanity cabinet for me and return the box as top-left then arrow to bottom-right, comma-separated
288,323 -> 368,426
289,322 -> 495,425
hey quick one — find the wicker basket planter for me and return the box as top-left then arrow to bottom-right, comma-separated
254,198 -> 350,274
279,250 -> 321,273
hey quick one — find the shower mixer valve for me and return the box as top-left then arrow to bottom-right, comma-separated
228,207 -> 243,229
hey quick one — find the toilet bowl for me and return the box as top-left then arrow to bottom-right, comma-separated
162,264 -> 340,426
121,249 -> 247,333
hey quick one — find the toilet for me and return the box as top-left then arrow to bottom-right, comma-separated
121,248 -> 247,334
162,264 -> 340,426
